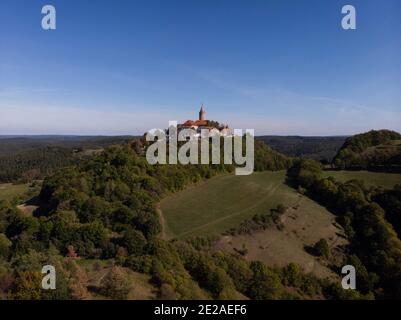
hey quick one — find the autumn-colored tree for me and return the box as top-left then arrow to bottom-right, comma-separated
100,266 -> 131,299
66,245 -> 78,258
12,271 -> 42,300
66,260 -> 90,300
0,262 -> 14,299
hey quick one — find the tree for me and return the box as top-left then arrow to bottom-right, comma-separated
78,196 -> 112,223
66,245 -> 78,258
122,229 -> 147,256
0,233 -> 11,259
286,159 -> 322,188
282,263 -> 303,287
66,260 -> 90,300
100,266 -> 131,299
248,261 -> 282,299
12,271 -> 42,300
208,267 -> 236,299
313,239 -> 330,258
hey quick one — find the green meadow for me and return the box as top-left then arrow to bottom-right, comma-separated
160,171 -> 301,239
160,170 -> 401,239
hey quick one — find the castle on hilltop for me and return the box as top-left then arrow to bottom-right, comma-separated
178,105 -> 231,136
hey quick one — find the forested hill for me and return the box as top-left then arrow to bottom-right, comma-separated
0,136 -> 137,182
257,136 -> 346,163
333,130 -> 401,170
0,135 -> 136,156
254,140 -> 292,171
0,135 -> 291,183
0,140 -> 322,300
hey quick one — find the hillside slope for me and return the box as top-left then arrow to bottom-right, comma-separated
333,130 -> 401,170
258,136 -> 346,162
160,171 -> 348,280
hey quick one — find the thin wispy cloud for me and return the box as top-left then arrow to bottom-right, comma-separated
190,69 -> 401,135
0,86 -> 57,97
0,104 -> 171,135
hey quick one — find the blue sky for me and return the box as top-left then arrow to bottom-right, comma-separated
1,0 -> 400,135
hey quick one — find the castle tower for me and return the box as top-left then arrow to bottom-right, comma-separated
199,104 -> 206,121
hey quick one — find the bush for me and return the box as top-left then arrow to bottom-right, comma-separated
0,234 -> 11,259
122,229 -> 147,256
313,239 -> 330,258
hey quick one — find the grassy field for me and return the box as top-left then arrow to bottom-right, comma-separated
159,171 -> 295,239
158,170 -> 400,239
0,183 -> 30,202
323,170 -> 401,188
160,171 -> 347,278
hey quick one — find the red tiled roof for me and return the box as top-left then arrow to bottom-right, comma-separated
193,120 -> 208,126
182,120 -> 194,126
180,119 -> 208,127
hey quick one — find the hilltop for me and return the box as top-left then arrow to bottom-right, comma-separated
257,136 -> 347,163
333,130 -> 401,170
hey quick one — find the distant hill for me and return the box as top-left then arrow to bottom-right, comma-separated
0,135 -> 290,183
0,135 -> 137,156
257,136 -> 347,163
333,129 -> 401,171
0,136 -> 138,182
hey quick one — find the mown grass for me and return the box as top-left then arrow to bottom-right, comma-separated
160,171 -> 303,239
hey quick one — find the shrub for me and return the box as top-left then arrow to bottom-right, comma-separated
313,239 -> 330,258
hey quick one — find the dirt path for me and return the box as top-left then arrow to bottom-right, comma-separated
17,203 -> 38,216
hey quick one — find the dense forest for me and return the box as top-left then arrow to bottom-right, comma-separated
0,136 -> 135,156
254,140 -> 292,171
0,147 -> 77,182
0,136 -> 135,182
0,134 -> 346,183
333,130 -> 401,170
0,133 -> 358,183
257,136 -> 346,163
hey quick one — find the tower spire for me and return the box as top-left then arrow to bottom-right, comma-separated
199,104 -> 206,121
